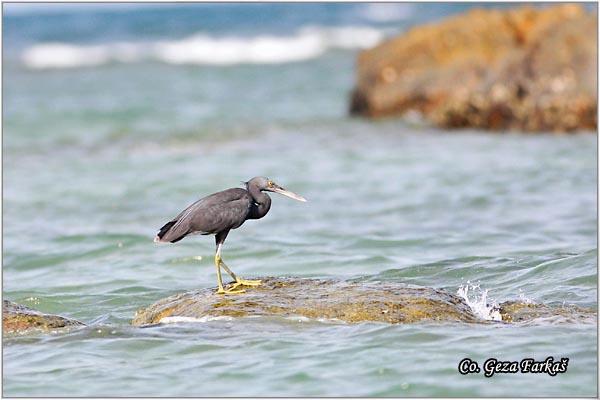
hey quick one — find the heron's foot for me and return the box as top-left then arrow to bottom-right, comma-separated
216,286 -> 246,295
230,278 -> 262,289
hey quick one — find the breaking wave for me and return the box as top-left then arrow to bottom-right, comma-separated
158,315 -> 234,324
21,26 -> 385,69
457,282 -> 503,321
358,3 -> 416,22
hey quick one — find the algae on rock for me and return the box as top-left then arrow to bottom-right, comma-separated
132,277 -> 482,325
498,301 -> 597,324
350,4 -> 597,132
3,300 -> 85,335
133,277 -> 598,326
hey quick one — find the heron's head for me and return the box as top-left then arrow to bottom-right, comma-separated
246,176 -> 307,202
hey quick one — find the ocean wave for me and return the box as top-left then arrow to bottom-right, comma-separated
159,315 -> 234,324
21,26 -> 384,69
456,282 -> 502,321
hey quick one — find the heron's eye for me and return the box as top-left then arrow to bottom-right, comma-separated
268,181 -> 274,187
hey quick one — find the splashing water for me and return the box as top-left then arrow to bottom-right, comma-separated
457,282 -> 502,321
518,289 -> 534,304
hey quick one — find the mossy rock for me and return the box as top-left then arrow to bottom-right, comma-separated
350,4 -> 597,132
498,301 -> 596,324
132,277 -> 483,325
133,278 -> 597,326
3,300 -> 85,335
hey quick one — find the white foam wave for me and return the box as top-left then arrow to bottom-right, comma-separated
518,290 -> 534,304
284,315 -> 345,324
286,315 -> 311,322
359,3 -> 415,22
21,26 -> 385,69
22,42 -> 147,69
457,282 -> 502,321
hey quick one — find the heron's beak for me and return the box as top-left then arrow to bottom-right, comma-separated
271,184 -> 307,202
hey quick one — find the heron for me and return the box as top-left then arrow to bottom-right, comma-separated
154,177 -> 307,294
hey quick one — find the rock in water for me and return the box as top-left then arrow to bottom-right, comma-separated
498,301 -> 597,324
350,4 -> 597,132
132,277 -> 481,325
3,300 -> 85,335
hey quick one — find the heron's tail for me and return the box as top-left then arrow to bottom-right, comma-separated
154,220 -> 187,243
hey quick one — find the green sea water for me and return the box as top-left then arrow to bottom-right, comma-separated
3,4 -> 598,396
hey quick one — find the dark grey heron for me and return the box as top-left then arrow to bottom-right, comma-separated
154,177 -> 307,294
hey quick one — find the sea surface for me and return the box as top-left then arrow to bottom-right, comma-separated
2,3 -> 597,397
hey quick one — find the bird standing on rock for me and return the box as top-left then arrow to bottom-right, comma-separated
154,177 -> 307,294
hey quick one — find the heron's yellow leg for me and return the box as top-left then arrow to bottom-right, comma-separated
218,260 -> 238,281
233,277 -> 262,287
214,252 -> 244,295
218,259 -> 261,288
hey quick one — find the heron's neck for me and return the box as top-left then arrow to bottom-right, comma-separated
247,184 -> 271,220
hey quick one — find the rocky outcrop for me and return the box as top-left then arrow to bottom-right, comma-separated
3,300 -> 84,335
133,277 -> 480,325
132,277 -> 596,326
350,4 -> 597,132
498,301 -> 597,324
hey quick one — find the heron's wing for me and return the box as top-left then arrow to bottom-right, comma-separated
156,188 -> 251,243
186,188 -> 252,234
188,196 -> 251,234
155,197 -> 208,242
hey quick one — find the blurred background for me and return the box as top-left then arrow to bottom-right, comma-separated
3,3 -> 597,397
